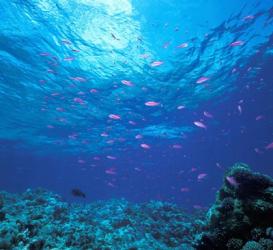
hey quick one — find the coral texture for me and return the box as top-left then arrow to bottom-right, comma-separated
195,163 -> 273,250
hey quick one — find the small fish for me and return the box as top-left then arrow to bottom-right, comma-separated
226,176 -> 239,188
139,53 -> 149,59
151,61 -> 164,67
70,77 -> 87,82
121,80 -> 134,86
140,143 -> 151,149
238,105 -> 242,114
193,205 -> 203,209
197,173 -> 207,181
56,107 -> 65,112
135,134 -> 143,139
243,15 -> 255,21
204,111 -> 213,118
78,159 -> 85,164
194,121 -> 207,129
40,52 -> 50,56
163,41 -> 170,48
73,97 -> 85,104
265,142 -> 273,150
172,144 -> 182,149
177,105 -> 185,110
111,33 -> 120,40
106,155 -> 116,160
100,132 -> 108,137
128,120 -> 136,125
196,77 -> 210,84
255,115 -> 264,121
145,101 -> 160,107
180,187 -> 190,192
90,89 -> 98,93
230,41 -> 244,47
177,43 -> 188,48
105,168 -> 117,175
64,57 -> 75,61
71,188 -> 86,198
108,114 -> 121,120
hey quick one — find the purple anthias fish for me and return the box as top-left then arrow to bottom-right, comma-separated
226,176 -> 239,188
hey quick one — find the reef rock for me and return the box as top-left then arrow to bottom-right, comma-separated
0,189 -> 202,249
195,163 -> 273,250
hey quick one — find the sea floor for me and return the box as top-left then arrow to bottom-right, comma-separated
0,163 -> 273,250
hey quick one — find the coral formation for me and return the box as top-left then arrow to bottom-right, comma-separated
195,163 -> 273,250
0,189 -> 201,249
0,163 -> 272,249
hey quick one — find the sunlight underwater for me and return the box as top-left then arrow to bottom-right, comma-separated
0,0 -> 272,155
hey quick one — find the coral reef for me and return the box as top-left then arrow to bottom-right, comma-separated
0,163 -> 272,249
0,189 -> 202,249
195,163 -> 273,250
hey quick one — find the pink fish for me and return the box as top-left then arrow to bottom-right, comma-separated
196,77 -> 210,84
64,57 -> 75,61
107,182 -> 115,187
151,61 -> 164,67
47,125 -> 54,129
68,134 -> 77,140
100,132 -> 108,137
108,114 -> 121,120
194,121 -> 207,129
135,134 -> 143,139
39,80 -> 46,84
243,15 -> 255,21
254,148 -> 263,154
140,143 -> 151,149
40,52 -> 50,56
90,89 -> 98,93
193,205 -> 203,209
204,111 -> 213,118
145,101 -> 160,107
226,176 -> 239,188
73,97 -> 85,104
265,142 -> 273,150
70,77 -> 87,82
106,155 -> 116,160
180,187 -> 190,192
105,168 -> 117,175
139,53 -> 149,59
230,41 -> 244,47
197,173 -> 207,180
129,120 -> 136,125
172,144 -> 182,149
121,80 -> 134,86
255,115 -> 264,121
238,105 -> 242,114
78,159 -> 86,164
177,105 -> 185,110
177,43 -> 188,48
163,41 -> 170,48
56,107 -> 65,112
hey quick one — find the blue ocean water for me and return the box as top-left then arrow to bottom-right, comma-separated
0,0 -> 272,209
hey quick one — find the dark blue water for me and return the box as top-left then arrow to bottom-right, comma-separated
0,0 -> 273,209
